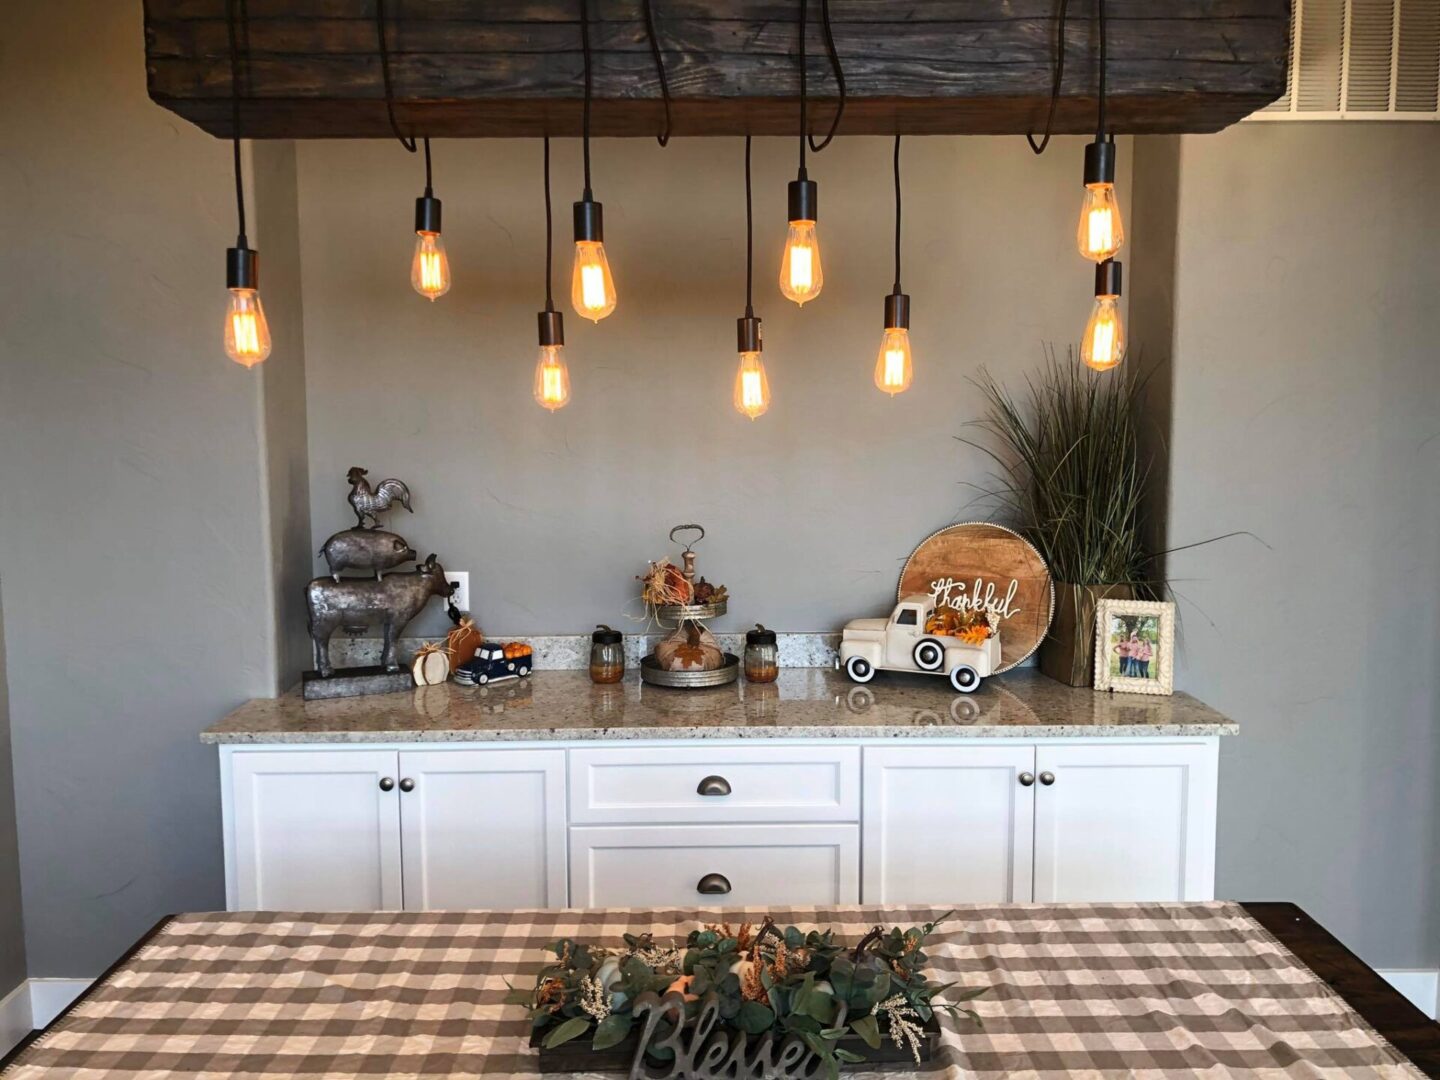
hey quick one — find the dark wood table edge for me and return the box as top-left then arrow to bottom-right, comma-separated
1242,901 -> 1440,1077
4,906 -> 1437,1076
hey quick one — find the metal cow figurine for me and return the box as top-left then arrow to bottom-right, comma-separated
306,554 -> 455,677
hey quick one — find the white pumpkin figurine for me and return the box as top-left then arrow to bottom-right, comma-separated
595,955 -> 628,1011
654,621 -> 725,672
411,644 -> 450,687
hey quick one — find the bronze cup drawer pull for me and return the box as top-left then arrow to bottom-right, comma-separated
696,775 -> 732,797
696,872 -> 732,895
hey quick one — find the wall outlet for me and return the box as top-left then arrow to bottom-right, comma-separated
446,571 -> 470,613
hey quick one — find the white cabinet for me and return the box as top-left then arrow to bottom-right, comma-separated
1032,743 -> 1217,902
230,749 -> 401,910
863,746 -> 1034,904
223,737 -> 1220,912
398,749 -> 566,909
226,747 -> 565,911
570,825 -> 860,908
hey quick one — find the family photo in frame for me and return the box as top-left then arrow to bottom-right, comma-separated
1093,599 -> 1177,695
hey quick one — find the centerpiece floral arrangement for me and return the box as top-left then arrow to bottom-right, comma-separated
507,915 -> 983,1078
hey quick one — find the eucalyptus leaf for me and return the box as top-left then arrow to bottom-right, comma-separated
737,1001 -> 775,1035
543,1016 -> 592,1049
591,1012 -> 632,1051
834,1048 -> 866,1064
850,1015 -> 881,1050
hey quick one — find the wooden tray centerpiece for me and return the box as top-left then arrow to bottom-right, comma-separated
509,914 -> 982,1078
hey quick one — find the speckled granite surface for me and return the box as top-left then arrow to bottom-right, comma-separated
202,668 -> 1236,744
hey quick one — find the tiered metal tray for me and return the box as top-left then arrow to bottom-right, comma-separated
639,651 -> 741,688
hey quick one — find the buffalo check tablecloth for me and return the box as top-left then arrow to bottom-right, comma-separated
2,903 -> 1425,1079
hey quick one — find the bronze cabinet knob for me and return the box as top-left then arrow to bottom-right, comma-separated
379,777 -> 396,792
1039,771 -> 1056,786
696,873 -> 732,895
696,775 -> 732,797
1018,772 -> 1035,787
399,778 -> 416,793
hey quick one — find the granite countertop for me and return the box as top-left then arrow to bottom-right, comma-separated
201,667 -> 1237,744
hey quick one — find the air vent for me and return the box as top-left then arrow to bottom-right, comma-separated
1253,0 -> 1440,119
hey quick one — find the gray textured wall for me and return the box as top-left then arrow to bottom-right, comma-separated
0,1 -> 310,977
298,135 -> 1129,638
0,582 -> 26,997
1165,124 -> 1440,969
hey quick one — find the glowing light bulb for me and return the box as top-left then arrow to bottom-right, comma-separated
1077,183 -> 1124,262
1081,296 -> 1124,371
533,345 -> 570,410
224,287 -> 270,367
779,220 -> 823,306
570,240 -> 616,322
411,231 -> 450,300
733,351 -> 770,419
874,327 -> 913,395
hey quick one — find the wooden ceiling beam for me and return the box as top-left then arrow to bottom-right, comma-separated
143,0 -> 1290,139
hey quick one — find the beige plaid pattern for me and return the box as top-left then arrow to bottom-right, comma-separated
4,903 -> 1424,1079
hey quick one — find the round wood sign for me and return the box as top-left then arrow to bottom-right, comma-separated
897,522 -> 1054,673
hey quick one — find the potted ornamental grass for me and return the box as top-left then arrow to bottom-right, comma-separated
963,350 -> 1154,686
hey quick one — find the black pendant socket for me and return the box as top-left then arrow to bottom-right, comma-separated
573,198 -> 604,243
226,245 -> 259,290
1083,135 -> 1117,186
787,177 -> 818,223
736,314 -> 763,354
415,193 -> 443,234
537,309 -> 565,347
884,292 -> 911,330
1095,258 -> 1123,297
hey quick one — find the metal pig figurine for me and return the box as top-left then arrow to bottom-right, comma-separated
319,528 -> 416,581
307,554 -> 455,677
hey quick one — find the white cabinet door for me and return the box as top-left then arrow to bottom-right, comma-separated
862,746 -> 1035,904
399,749 -> 566,909
1033,742 -> 1218,902
231,749 -> 401,910
570,825 -> 859,908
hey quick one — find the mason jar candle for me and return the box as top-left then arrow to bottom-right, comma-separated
743,624 -> 779,683
589,625 -> 625,684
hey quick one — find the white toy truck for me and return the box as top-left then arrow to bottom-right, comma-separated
839,594 -> 1001,693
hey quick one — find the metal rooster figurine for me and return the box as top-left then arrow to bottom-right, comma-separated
347,466 -> 413,529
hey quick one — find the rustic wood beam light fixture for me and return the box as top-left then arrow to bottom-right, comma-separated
734,136 -> 769,420
142,2 -> 1289,140
571,0 -> 618,323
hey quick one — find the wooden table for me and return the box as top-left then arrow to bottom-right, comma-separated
4,901 -> 1437,1077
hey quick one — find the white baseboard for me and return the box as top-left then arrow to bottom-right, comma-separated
0,981 -> 32,1061
25,978 -> 92,1031
1378,969 -> 1439,1020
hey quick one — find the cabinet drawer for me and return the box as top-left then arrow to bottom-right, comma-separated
569,824 -> 859,907
569,746 -> 859,824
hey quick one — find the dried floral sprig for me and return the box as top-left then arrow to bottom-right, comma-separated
579,975 -> 610,1022
876,994 -> 925,1064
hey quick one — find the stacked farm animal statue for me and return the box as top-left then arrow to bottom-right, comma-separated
304,467 -> 454,699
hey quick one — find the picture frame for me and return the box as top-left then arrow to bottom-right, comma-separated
1093,599 -> 1175,695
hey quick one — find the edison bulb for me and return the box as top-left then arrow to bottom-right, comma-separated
733,351 -> 770,419
779,221 -> 823,305
571,241 -> 616,322
1077,183 -> 1124,263
1081,296 -> 1126,371
533,345 -> 571,410
874,327 -> 913,395
411,231 -> 451,300
224,288 -> 271,367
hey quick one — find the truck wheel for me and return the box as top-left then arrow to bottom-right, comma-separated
949,665 -> 980,693
518,663 -> 531,677
845,656 -> 876,683
913,638 -> 945,671
476,673 -> 489,686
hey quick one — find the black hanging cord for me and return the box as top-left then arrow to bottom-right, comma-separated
641,0 -> 673,146
225,0 -> 247,243
744,135 -> 754,317
891,135 -> 902,294
1096,0 -> 1108,139
375,0 -> 418,154
422,136 -> 433,194
1026,0 -> 1070,154
580,0 -> 594,196
807,0 -> 846,153
797,0 -> 808,172
543,136 -> 555,311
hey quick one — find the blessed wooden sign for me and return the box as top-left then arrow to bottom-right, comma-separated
897,522 -> 1054,673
